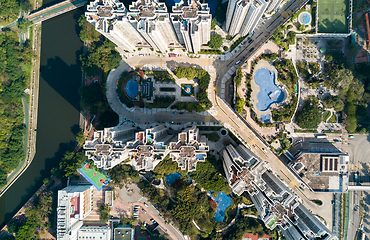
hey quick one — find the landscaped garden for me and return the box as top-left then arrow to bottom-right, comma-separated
271,59 -> 299,122
174,67 -> 212,111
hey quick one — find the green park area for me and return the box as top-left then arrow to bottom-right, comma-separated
317,0 -> 350,33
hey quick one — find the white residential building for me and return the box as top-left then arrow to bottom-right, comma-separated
84,125 -> 209,172
170,0 -> 212,53
85,0 -> 150,52
266,0 -> 283,13
222,145 -> 338,240
225,0 -> 268,37
57,185 -> 94,240
128,0 -> 182,53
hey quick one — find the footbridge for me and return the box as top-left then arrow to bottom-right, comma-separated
26,0 -> 87,23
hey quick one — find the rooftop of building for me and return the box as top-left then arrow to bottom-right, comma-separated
114,227 -> 134,240
292,151 -> 349,192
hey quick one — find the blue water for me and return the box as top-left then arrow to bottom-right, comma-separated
299,12 -> 311,25
165,172 -> 191,186
261,114 -> 271,123
125,78 -> 139,99
208,191 -> 232,222
254,68 -> 284,111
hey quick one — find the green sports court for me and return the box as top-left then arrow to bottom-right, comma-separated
78,162 -> 110,190
317,0 -> 350,33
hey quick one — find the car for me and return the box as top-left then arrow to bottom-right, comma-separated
299,186 -> 305,191
248,39 -> 253,43
333,139 -> 340,142
349,135 -> 354,138
142,209 -> 147,214
249,47 -> 254,52
235,60 -> 241,65
143,221 -> 147,227
170,121 -> 175,124
144,202 -> 148,207
172,112 -> 177,114
179,112 -> 184,114
139,54 -> 144,56
331,200 -> 335,205
150,218 -> 157,224
262,148 -> 267,153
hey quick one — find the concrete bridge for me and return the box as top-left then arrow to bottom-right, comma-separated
26,0 -> 87,24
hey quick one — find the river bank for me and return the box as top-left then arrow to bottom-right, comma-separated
0,21 -> 41,199
0,7 -> 84,227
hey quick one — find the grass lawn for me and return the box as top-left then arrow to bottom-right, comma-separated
79,162 -> 110,190
317,0 -> 350,33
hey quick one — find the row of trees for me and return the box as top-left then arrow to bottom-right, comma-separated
0,30 -> 33,187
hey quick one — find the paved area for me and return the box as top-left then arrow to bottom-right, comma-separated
116,184 -> 186,240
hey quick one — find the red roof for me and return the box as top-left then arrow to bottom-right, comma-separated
242,233 -> 270,240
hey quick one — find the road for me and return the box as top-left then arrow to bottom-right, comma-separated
347,135 -> 370,240
348,190 -> 361,240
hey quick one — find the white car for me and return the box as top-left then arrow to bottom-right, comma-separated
144,202 -> 148,207
235,60 -> 241,65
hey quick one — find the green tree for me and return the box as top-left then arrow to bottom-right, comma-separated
211,19 -> 217,30
0,0 -> 20,23
296,99 -> 322,129
99,205 -> 111,223
78,16 -> 101,42
209,34 -> 223,50
324,96 -> 344,112
235,67 -> 243,87
236,98 -> 245,113
76,130 -> 85,146
17,20 -> 31,32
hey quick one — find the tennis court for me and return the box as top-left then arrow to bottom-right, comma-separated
317,0 -> 350,33
78,162 -> 110,190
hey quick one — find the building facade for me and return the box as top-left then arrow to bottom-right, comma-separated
85,0 -> 211,53
225,0 -> 268,37
222,145 -> 337,240
84,124 -> 209,172
57,185 -> 94,240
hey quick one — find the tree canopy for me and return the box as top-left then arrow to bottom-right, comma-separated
296,98 -> 322,129
0,30 -> 32,187
78,15 -> 101,42
209,34 -> 223,50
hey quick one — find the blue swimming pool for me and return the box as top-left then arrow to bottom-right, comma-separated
254,68 -> 284,111
126,78 -> 139,99
208,191 -> 232,222
261,114 -> 271,123
165,172 -> 191,186
299,12 -> 311,25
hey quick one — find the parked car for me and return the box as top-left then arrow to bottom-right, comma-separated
235,60 -> 241,65
172,112 -> 177,114
144,202 -> 148,207
142,209 -> 147,214
349,135 -> 354,138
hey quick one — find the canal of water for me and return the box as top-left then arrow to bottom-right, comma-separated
0,7 -> 84,227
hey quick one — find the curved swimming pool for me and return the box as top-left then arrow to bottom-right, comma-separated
254,68 -> 284,111
125,78 -> 139,99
